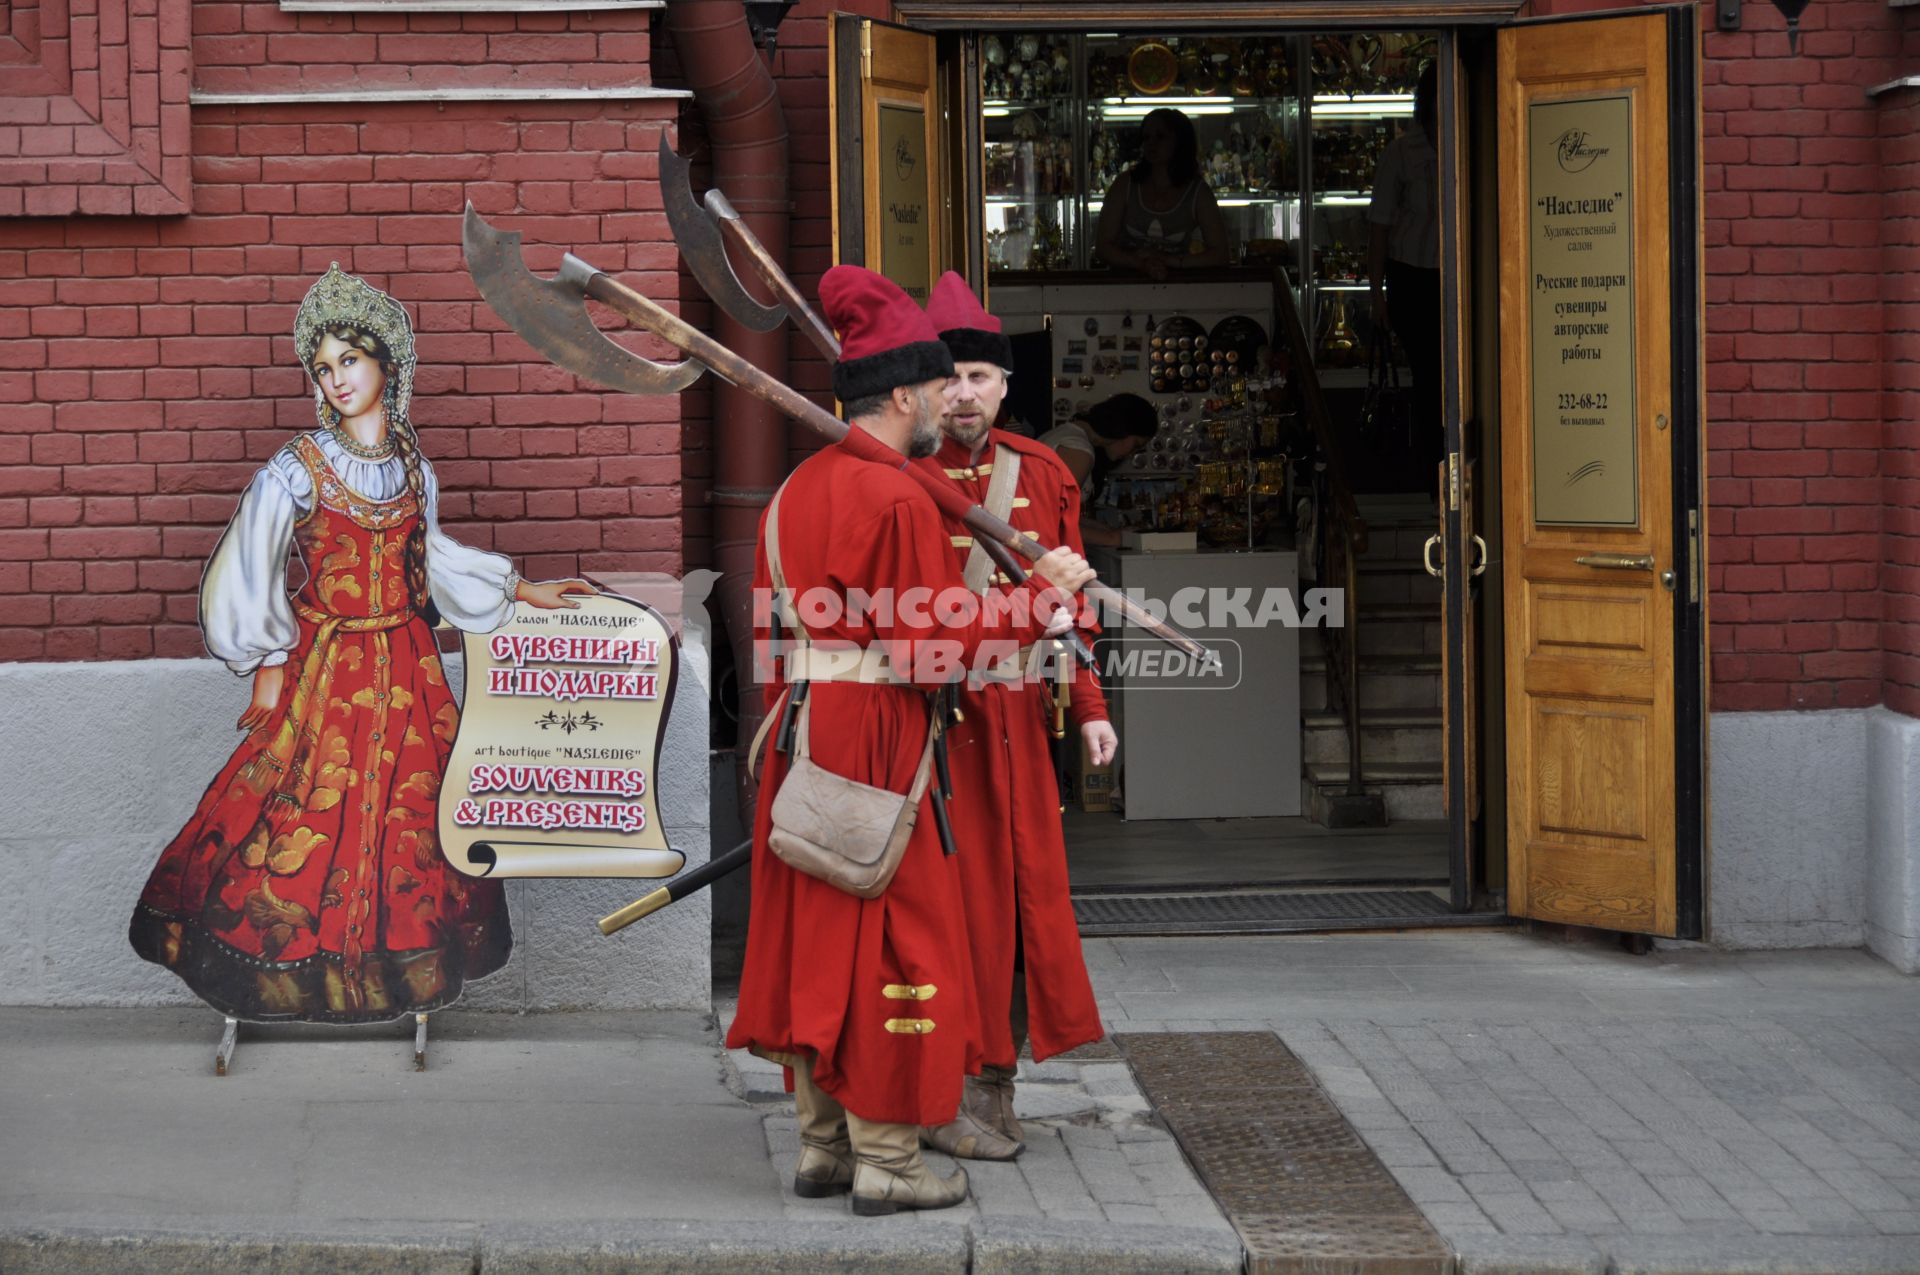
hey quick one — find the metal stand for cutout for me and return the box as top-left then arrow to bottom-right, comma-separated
212,1012 -> 432,1075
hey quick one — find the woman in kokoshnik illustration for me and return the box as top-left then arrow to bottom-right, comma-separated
129,263 -> 592,1023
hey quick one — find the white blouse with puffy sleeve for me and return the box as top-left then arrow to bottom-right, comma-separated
198,431 -> 518,675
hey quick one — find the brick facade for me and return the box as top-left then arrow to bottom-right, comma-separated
1881,78 -> 1920,718
1700,0 -> 1919,712
0,0 -> 686,664
3,0 -> 1918,725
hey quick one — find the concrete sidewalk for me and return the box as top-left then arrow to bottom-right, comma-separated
4,932 -> 1920,1273
0,1005 -> 1236,1274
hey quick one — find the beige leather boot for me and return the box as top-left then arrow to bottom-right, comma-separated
921,1073 -> 1022,1160
792,1058 -> 854,1198
993,978 -> 1029,1142
848,1112 -> 969,1216
980,1063 -> 1022,1144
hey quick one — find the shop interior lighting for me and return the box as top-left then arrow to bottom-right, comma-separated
1101,106 -> 1237,118
1311,93 -> 1415,118
1101,96 -> 1239,107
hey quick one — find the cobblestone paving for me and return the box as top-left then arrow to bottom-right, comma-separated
1289,1015 -> 1920,1245
1081,933 -> 1920,1256
716,999 -> 1234,1234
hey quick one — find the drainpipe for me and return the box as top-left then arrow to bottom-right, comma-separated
665,1 -> 790,826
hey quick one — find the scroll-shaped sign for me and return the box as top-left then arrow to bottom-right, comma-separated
439,591 -> 687,879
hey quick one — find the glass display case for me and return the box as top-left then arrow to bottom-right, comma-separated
983,33 -> 1303,276
1302,32 -> 1434,384
981,32 -> 1080,272
981,29 -> 1436,383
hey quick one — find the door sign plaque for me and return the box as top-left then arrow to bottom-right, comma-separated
1527,94 -> 1639,526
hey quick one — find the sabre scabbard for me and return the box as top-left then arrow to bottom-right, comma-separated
776,678 -> 809,755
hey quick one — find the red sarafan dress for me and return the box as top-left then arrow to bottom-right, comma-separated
130,433 -> 513,1023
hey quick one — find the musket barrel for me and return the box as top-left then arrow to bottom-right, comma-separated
599,837 -> 756,934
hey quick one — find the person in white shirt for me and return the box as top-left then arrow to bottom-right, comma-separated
1038,393 -> 1158,548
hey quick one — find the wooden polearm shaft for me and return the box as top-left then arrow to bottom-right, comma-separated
559,255 -> 1206,659
706,191 -> 842,363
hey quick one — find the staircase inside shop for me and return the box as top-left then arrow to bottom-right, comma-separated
1302,493 -> 1444,824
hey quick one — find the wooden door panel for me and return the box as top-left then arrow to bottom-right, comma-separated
1525,844 -> 1657,929
1532,588 -> 1651,655
1530,700 -> 1651,841
1499,12 -> 1683,937
830,15 -> 943,296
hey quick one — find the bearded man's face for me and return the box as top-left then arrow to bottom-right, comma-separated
906,378 -> 948,458
942,362 -> 1007,451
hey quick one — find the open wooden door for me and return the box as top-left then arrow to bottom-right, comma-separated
829,14 -> 943,299
1497,8 -> 1706,938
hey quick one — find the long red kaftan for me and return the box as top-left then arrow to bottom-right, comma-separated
724,438 -> 1057,1127
130,435 -> 510,1022
912,430 -> 1106,1066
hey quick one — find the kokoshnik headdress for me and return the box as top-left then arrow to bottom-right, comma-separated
292,262 -> 418,432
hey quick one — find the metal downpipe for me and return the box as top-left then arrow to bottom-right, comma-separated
666,1 -> 792,827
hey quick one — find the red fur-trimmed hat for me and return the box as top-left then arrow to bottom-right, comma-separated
925,271 -> 1014,369
819,264 -> 954,403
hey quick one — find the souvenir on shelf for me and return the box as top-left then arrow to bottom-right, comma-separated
1126,41 -> 1178,94
1147,315 -> 1209,394
1316,293 -> 1363,367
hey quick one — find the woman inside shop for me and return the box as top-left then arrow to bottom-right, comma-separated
1094,108 -> 1232,278
1040,393 -> 1160,548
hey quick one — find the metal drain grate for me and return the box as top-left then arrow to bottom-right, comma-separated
1119,1031 -> 1451,1275
1074,888 -> 1479,936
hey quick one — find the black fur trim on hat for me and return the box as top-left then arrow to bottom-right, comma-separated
832,340 -> 955,403
939,326 -> 1013,369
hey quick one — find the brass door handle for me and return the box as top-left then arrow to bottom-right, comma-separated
1423,534 -> 1443,578
1574,553 -> 1654,571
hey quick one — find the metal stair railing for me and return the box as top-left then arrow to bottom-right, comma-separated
1272,274 -> 1387,828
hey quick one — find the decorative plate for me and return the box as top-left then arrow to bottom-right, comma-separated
1127,42 -> 1178,95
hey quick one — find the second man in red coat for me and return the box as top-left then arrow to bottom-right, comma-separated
913,272 -> 1114,1160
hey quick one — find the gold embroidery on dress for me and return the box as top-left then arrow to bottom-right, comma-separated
291,434 -> 419,531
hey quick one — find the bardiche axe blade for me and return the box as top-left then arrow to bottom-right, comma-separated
462,205 -> 706,396
658,135 -> 787,334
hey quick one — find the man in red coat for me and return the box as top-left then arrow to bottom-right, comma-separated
725,265 -> 1096,1215
913,272 -> 1114,1161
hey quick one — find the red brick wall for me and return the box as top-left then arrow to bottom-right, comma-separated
1883,81 -> 1920,718
1701,0 -> 1914,712
0,0 -> 686,663
191,2 -> 656,94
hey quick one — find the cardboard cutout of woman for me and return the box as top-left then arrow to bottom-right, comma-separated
129,264 -> 591,1023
